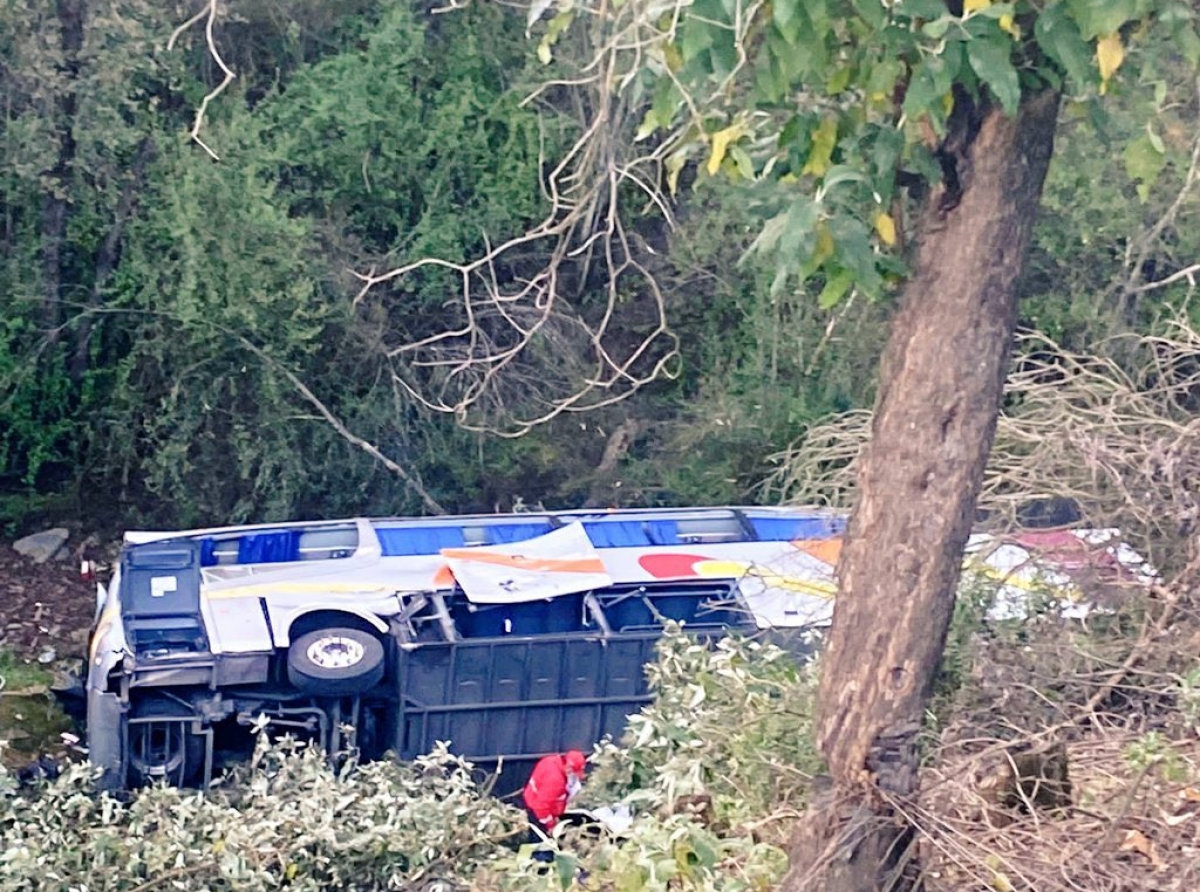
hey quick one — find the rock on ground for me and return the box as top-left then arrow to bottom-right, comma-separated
12,528 -> 70,564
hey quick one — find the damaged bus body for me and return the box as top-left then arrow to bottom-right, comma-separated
85,507 -> 845,790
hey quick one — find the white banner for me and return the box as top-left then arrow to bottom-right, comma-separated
441,522 -> 613,604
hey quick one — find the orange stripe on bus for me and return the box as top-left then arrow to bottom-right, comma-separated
440,550 -> 606,575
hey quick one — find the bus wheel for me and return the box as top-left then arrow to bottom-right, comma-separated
287,627 -> 384,696
127,708 -> 205,787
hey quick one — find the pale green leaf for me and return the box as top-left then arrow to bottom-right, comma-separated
1066,0 -> 1154,41
1146,124 -> 1164,154
1123,131 -> 1166,201
665,148 -> 689,196
848,0 -> 886,29
747,211 -> 788,259
774,0 -> 801,30
817,268 -> 854,308
801,117 -> 838,177
822,165 -> 868,191
865,58 -> 903,101
1034,5 -> 1094,90
922,16 -> 954,40
966,36 -> 1020,114
1177,24 -> 1200,69
800,222 -> 835,279
728,144 -> 755,180
826,64 -> 853,94
635,109 -> 659,142
778,198 -> 820,260
680,17 -> 713,64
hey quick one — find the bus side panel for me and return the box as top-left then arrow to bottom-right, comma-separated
395,632 -> 666,794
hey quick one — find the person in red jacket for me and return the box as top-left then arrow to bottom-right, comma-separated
523,750 -> 587,833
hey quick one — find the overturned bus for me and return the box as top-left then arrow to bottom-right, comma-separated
85,506 -> 846,790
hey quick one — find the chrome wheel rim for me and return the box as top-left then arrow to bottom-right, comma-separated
306,635 -> 365,669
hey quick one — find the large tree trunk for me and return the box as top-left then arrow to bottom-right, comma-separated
39,0 -> 85,340
781,89 -> 1061,892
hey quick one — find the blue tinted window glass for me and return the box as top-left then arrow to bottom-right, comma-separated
487,522 -> 555,544
199,538 -> 218,567
238,531 -> 301,563
583,520 -> 681,547
377,526 -> 466,556
583,521 -> 644,547
644,520 -> 681,545
750,516 -> 846,541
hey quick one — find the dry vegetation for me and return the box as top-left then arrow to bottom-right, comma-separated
915,732 -> 1200,892
906,584 -> 1200,892
764,321 -> 1200,576
766,321 -> 1200,892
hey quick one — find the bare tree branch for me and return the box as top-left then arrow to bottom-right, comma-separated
764,318 -> 1200,585
1125,261 -> 1200,295
349,1 -> 743,436
168,0 -> 236,161
235,336 -> 448,514
1116,76 -> 1200,304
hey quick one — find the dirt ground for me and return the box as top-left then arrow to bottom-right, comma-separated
0,544 -> 98,769
0,544 -> 97,667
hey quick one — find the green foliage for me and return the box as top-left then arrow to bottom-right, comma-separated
0,632 -> 811,892
490,627 -> 813,892
583,628 -> 822,824
0,0 -> 167,497
495,813 -> 786,892
2,0 -> 1198,529
608,179 -> 885,506
258,3 -> 547,270
1123,731 -> 1189,782
1021,67 -> 1200,347
89,127 -> 344,524
537,0 -> 1200,305
1,1 -> 562,526
0,650 -> 54,694
933,576 -> 999,704
0,739 -> 522,891
0,328 -> 78,490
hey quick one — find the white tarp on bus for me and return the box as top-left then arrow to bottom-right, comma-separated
441,522 -> 613,604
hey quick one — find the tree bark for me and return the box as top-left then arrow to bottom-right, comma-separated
39,0 -> 85,340
781,88 -> 1061,892
70,137 -> 157,381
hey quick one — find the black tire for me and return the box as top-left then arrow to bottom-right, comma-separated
287,626 -> 385,696
127,699 -> 206,787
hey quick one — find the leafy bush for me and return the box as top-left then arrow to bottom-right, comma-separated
0,739 -> 523,891
490,811 -> 787,892
583,628 -> 821,830
481,628 -> 815,892
0,627 -> 820,892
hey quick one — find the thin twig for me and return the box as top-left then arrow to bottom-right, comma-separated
168,1 -> 236,160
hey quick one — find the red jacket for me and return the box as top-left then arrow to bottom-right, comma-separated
523,753 -> 581,830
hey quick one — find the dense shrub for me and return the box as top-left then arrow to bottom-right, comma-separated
0,628 -> 818,892
0,741 -> 522,891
